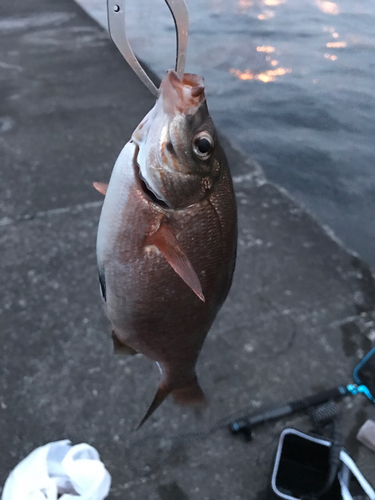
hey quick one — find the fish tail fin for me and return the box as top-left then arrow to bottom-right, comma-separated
137,384 -> 170,429
137,375 -> 206,429
171,375 -> 206,406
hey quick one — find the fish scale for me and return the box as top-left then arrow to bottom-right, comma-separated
96,70 -> 237,426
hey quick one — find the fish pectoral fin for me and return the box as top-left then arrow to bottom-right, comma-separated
111,331 -> 138,356
93,182 -> 108,195
147,224 -> 205,302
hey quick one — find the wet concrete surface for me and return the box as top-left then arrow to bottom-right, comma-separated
1,1 -> 375,499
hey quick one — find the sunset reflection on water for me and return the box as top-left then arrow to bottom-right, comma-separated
256,46 -> 275,53
75,0 -> 375,266
316,0 -> 340,15
230,66 -> 292,83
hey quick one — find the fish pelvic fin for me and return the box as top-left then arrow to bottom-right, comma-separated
137,384 -> 170,429
93,182 -> 108,195
111,330 -> 138,356
147,223 -> 205,302
172,375 -> 206,406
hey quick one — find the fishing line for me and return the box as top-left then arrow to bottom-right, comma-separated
123,400 -> 261,476
123,394 -> 326,477
124,347 -> 375,477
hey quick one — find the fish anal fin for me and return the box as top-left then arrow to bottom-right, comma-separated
147,224 -> 205,302
93,182 -> 108,196
137,384 -> 170,429
172,375 -> 206,406
98,269 -> 106,302
112,331 -> 138,356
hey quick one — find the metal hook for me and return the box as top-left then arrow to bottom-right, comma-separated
107,0 -> 189,96
164,0 -> 188,79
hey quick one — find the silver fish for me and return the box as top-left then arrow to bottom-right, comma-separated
96,70 -> 237,426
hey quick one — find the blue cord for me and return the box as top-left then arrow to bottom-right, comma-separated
353,347 -> 375,385
347,383 -> 375,403
347,384 -> 359,395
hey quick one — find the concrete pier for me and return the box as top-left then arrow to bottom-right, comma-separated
1,1 -> 375,498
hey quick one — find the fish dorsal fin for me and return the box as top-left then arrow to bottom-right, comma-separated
93,182 -> 108,195
147,223 -> 205,302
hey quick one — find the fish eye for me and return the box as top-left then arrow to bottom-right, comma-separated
192,132 -> 214,160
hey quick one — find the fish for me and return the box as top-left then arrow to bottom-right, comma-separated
96,70 -> 237,427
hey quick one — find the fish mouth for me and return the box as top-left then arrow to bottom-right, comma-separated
159,70 -> 206,115
131,71 -> 208,209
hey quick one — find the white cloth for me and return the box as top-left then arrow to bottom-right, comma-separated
1,440 -> 111,500
357,419 -> 375,452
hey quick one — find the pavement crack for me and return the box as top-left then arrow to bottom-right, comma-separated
0,200 -> 103,227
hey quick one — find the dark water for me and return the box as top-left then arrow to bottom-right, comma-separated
80,0 -> 375,269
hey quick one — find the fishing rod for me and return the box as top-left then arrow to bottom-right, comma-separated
229,347 -> 375,440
